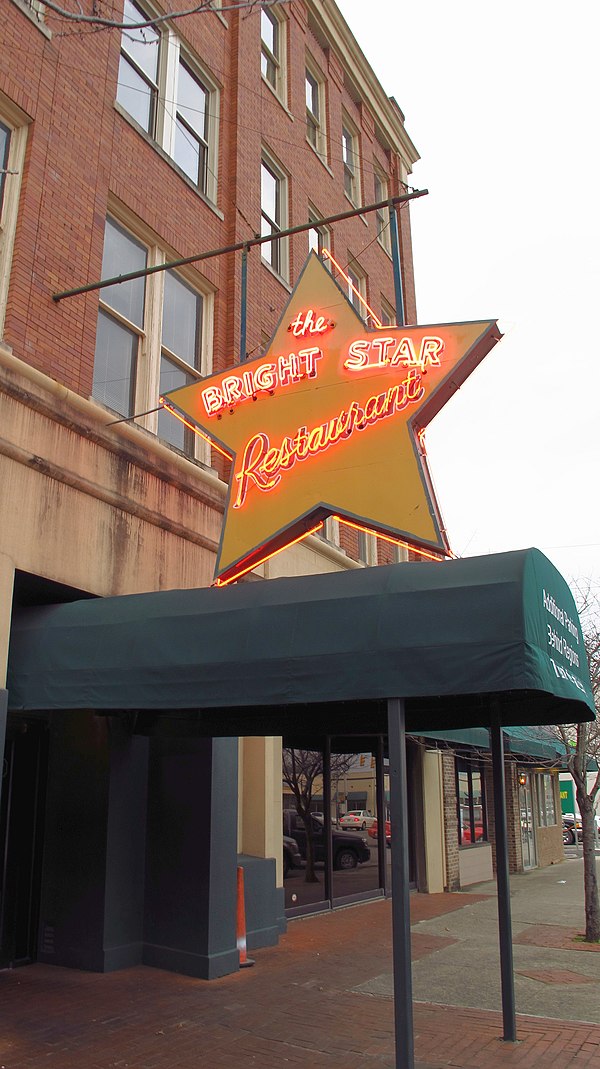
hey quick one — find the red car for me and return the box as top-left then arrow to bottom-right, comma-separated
368,819 -> 391,844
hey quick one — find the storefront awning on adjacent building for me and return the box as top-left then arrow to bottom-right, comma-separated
422,724 -> 563,761
7,548 -> 594,733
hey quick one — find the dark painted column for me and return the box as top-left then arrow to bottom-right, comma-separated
144,735 -> 239,979
490,718 -> 517,1042
387,697 -> 414,1069
0,691 -> 6,789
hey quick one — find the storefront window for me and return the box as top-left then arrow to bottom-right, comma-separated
535,772 -> 557,827
456,757 -> 488,845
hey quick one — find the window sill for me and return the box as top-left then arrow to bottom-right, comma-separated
114,103 -> 224,221
9,0 -> 52,37
261,75 -> 294,122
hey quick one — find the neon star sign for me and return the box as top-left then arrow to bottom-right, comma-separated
163,253 -> 501,585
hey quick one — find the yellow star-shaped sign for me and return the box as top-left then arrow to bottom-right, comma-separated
163,254 -> 501,584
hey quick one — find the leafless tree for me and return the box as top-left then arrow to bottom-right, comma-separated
282,748 -> 354,883
38,0 -> 286,33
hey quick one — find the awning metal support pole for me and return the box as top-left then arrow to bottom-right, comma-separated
490,716 -> 517,1042
387,697 -> 414,1069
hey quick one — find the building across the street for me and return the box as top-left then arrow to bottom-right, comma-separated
0,0 -> 571,978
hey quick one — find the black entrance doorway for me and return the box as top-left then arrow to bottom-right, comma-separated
0,718 -> 48,967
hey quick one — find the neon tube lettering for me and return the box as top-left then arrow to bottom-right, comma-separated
344,335 -> 445,371
233,370 -> 424,508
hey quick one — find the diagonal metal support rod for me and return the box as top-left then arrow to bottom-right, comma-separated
51,189 -> 428,302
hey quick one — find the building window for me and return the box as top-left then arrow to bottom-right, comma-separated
380,297 -> 396,326
117,0 -> 160,135
317,516 -> 340,547
535,773 -> 557,827
358,530 -> 377,566
93,216 -> 212,461
346,260 -> 366,314
305,61 -> 326,160
342,118 -> 360,205
173,60 -> 210,193
456,757 -> 488,845
261,154 -> 288,279
116,0 -> 219,201
307,207 -> 330,259
0,121 -> 10,216
0,99 -> 28,339
261,5 -> 286,100
374,166 -> 392,255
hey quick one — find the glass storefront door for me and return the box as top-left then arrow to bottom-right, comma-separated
519,775 -> 537,869
282,734 -> 414,914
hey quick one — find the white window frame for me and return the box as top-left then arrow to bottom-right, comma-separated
346,258 -> 367,314
0,95 -> 28,340
380,296 -> 396,326
93,212 -> 214,465
358,529 -> 378,566
116,2 -> 219,204
535,772 -> 558,828
260,150 -> 289,282
317,515 -> 340,547
305,57 -> 327,162
307,206 -> 331,260
261,4 -> 287,103
341,114 -> 360,207
374,164 -> 392,255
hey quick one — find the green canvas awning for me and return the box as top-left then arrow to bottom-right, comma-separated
422,725 -> 563,761
6,548 -> 595,734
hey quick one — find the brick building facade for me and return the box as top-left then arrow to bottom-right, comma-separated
0,0 -> 564,976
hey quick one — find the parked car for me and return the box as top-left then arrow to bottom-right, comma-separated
282,834 -> 303,877
368,818 -> 391,844
461,823 -> 485,844
563,813 -> 600,845
283,810 -> 370,870
339,810 -> 376,830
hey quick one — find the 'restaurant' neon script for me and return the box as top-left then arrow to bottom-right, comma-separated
200,333 -> 444,417
233,368 -> 424,508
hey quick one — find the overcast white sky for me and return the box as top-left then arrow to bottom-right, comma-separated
337,0 -> 599,591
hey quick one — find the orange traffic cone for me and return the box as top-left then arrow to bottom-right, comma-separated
236,865 -> 255,968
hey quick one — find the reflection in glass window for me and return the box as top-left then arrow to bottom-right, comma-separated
93,219 -> 147,416
158,271 -> 203,452
261,8 -> 279,90
174,61 -> 209,191
536,772 -> 557,827
374,169 -> 391,254
0,121 -> 10,216
117,0 -> 160,134
456,757 -> 488,845
342,123 -> 358,204
261,158 -> 283,274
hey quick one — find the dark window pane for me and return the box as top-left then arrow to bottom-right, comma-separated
101,218 -> 147,326
162,271 -> 202,368
93,308 -> 137,416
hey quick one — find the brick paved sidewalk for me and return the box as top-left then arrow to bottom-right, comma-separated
1,895 -> 600,1069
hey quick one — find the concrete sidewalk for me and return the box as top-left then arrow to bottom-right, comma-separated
1,857 -> 600,1068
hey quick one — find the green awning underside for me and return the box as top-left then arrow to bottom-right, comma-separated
7,548 -> 595,737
